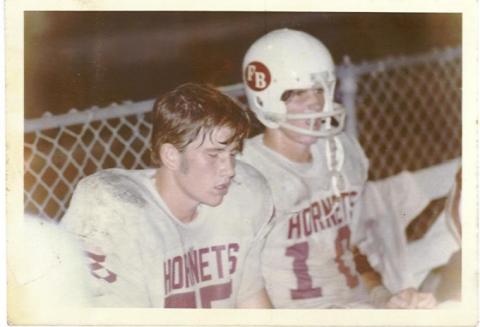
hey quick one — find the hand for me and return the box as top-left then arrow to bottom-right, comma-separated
386,288 -> 437,309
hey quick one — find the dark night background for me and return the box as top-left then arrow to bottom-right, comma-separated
24,12 -> 461,119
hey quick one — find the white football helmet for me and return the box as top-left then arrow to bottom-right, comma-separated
242,28 -> 345,137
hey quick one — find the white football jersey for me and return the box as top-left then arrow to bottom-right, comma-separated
239,133 -> 370,308
357,160 -> 459,292
61,161 -> 274,308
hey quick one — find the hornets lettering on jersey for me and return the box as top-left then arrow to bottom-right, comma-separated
287,192 -> 357,239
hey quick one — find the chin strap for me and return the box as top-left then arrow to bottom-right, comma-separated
326,136 -> 346,198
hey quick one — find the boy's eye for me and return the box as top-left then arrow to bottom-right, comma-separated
281,89 -> 304,102
315,88 -> 324,94
208,153 -> 218,158
292,90 -> 306,97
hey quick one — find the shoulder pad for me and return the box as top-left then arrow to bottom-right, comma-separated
77,169 -> 147,208
234,160 -> 271,194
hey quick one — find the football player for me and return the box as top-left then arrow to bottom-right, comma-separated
61,83 -> 274,308
239,28 -> 436,309
9,215 -> 91,322
435,167 -> 462,301
425,166 -> 462,305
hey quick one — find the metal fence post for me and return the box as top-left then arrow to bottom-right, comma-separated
338,56 -> 358,138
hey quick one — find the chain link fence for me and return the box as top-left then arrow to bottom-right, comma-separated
338,48 -> 462,240
24,47 -> 461,222
347,48 -> 462,180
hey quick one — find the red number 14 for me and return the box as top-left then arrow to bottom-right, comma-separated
285,225 -> 359,300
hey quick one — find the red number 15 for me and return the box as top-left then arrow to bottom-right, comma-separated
164,280 -> 232,308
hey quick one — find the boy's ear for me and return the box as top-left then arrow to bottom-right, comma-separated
159,143 -> 181,170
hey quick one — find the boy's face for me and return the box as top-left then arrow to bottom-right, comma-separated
175,126 -> 238,208
281,87 -> 326,145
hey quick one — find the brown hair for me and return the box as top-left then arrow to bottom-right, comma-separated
150,83 -> 251,167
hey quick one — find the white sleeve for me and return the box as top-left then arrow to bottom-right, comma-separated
353,171 -> 432,292
61,173 -> 158,307
405,165 -> 462,288
353,158 -> 461,292
405,211 -> 461,289
11,217 -> 92,318
409,158 -> 460,204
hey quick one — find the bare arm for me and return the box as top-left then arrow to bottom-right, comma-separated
355,247 -> 436,309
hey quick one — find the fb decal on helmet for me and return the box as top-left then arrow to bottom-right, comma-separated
244,61 -> 271,92
242,28 -> 346,137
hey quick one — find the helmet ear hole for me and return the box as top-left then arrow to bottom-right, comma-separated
331,117 -> 339,127
255,96 -> 263,107
281,90 -> 293,102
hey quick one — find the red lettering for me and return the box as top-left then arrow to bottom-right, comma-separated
200,280 -> 233,308
211,245 -> 226,278
228,243 -> 239,274
322,197 -> 334,216
335,225 -> 359,288
331,213 -> 341,226
164,281 -> 234,308
164,258 -> 172,295
311,202 -> 321,233
325,215 -> 332,228
339,194 -> 349,221
163,242 -> 241,304
199,247 -> 211,282
286,191 -> 361,239
302,207 -> 313,236
187,249 -> 200,284
285,226 -> 359,302
165,291 -> 196,308
183,254 -> 191,288
288,213 -> 301,239
286,242 -> 322,299
86,252 -> 117,283
172,256 -> 183,289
